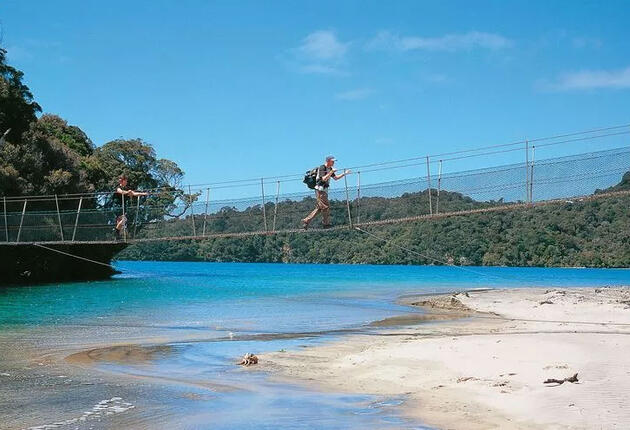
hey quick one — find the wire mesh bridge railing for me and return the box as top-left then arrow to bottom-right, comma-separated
2,135 -> 630,245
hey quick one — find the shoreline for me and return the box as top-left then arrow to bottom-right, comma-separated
0,286 -> 482,430
4,285 -> 630,429
260,287 -> 630,429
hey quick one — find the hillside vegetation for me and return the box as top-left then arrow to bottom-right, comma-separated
119,181 -> 630,268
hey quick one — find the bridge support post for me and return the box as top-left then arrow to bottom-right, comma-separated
426,156 -> 433,215
72,197 -> 82,242
16,199 -> 27,243
529,146 -> 536,204
272,180 -> 280,232
55,195 -> 64,241
202,187 -> 210,236
261,178 -> 268,232
188,185 -> 196,237
436,160 -> 442,215
133,196 -> 141,239
525,140 -> 530,203
344,174 -> 353,228
356,171 -> 361,225
121,192 -> 127,242
3,197 -> 8,242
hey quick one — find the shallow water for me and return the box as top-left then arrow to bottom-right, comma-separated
2,262 -> 630,429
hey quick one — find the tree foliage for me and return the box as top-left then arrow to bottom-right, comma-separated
0,48 -> 41,142
0,114 -> 86,195
83,138 -> 192,219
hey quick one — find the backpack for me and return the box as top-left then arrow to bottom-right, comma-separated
303,166 -> 319,189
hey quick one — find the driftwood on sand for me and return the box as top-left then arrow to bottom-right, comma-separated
544,373 -> 578,385
238,353 -> 259,366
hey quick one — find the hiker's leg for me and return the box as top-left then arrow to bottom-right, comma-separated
303,206 -> 319,224
302,192 -> 321,224
319,191 -> 330,226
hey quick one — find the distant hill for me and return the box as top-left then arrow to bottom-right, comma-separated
606,172 -> 630,192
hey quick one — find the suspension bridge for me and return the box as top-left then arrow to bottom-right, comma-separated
1,125 -> 630,284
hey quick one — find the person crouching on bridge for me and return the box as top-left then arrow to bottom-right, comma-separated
301,155 -> 350,230
114,175 -> 148,240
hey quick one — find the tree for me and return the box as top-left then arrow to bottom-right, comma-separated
0,115 -> 87,196
0,52 -> 91,196
35,114 -> 94,157
0,48 -> 41,143
83,138 -> 195,222
84,138 -> 162,192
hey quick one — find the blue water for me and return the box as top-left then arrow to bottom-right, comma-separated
3,262 -> 630,328
2,262 -> 630,429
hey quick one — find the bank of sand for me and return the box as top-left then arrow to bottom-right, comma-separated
261,287 -> 630,429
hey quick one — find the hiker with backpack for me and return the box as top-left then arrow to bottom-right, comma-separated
301,155 -> 351,229
114,175 -> 148,240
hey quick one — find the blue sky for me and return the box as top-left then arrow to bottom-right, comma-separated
2,0 -> 630,195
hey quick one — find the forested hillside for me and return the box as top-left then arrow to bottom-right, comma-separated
119,181 -> 630,268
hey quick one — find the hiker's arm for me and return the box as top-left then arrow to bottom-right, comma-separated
322,168 -> 336,181
333,169 -> 351,180
130,190 -> 148,197
116,187 -> 130,196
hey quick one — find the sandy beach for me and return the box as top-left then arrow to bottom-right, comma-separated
261,287 -> 630,429
3,276 -> 630,430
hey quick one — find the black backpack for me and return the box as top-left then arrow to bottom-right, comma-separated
303,166 -> 319,189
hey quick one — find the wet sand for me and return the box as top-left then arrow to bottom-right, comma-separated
0,329 -> 189,430
261,287 -> 630,429
66,344 -> 175,366
0,325 -> 412,429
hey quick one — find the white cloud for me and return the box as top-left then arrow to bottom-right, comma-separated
288,30 -> 350,75
335,88 -> 374,100
298,30 -> 349,60
367,30 -> 512,52
549,66 -> 630,91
